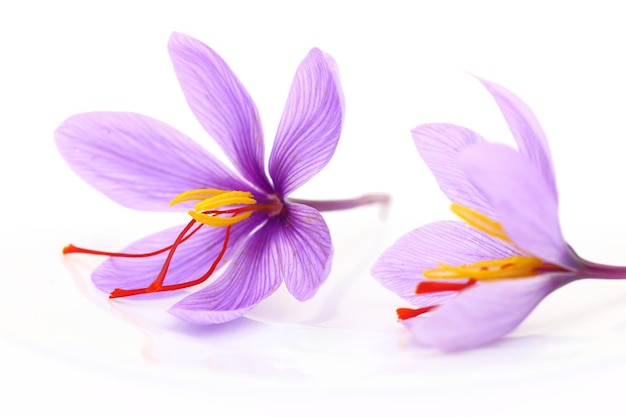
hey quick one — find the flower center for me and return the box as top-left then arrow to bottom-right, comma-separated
63,188 -> 283,298
423,255 -> 552,281
170,188 -> 263,226
397,204 -> 562,321
422,203 -> 559,282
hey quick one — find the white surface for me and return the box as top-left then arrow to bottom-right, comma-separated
3,1 -> 626,415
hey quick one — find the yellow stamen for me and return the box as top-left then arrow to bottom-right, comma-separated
170,188 -> 234,206
419,204 -> 564,284
423,255 -> 546,281
193,191 -> 256,212
171,189 -> 259,227
188,210 -> 253,227
451,203 -> 510,242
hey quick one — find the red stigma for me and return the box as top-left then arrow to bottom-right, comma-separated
397,306 -> 436,320
416,280 -> 476,294
63,207 -> 252,297
62,222 -> 203,258
109,222 -> 232,298
395,280 -> 477,321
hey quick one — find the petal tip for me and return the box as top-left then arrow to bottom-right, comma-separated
167,31 -> 210,58
167,31 -> 191,47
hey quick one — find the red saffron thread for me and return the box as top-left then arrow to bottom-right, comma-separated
62,221 -> 203,258
416,279 -> 476,294
396,306 -> 436,320
63,204 -> 276,298
110,223 -> 232,298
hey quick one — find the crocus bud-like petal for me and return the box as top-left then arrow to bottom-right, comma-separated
459,143 -> 579,270
408,274 -> 572,351
477,77 -> 557,196
412,123 -> 493,218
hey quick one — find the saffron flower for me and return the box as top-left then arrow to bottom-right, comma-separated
372,77 -> 626,351
56,32 -> 388,324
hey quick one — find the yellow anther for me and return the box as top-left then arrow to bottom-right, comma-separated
423,255 -> 546,281
194,191 -> 256,212
170,188 -> 232,206
451,203 -> 510,243
172,189 -> 258,227
188,210 -> 253,227
422,204 -> 564,283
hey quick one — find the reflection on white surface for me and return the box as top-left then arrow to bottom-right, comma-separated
6,208 -> 626,386
6,222 -> 626,416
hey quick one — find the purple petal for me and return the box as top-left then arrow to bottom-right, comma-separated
169,220 -> 286,324
477,77 -> 557,195
412,123 -> 493,217
92,216 -> 261,293
268,48 -> 343,197
55,112 -> 248,211
371,221 -> 519,308
408,274 -> 574,351
168,32 -> 272,192
459,143 -> 580,270
277,203 -> 333,300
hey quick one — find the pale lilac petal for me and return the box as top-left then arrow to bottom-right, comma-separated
477,77 -> 557,195
277,203 -> 333,300
269,49 -> 343,197
92,216 -> 262,293
412,123 -> 493,217
459,143 -> 580,270
168,32 -> 272,192
408,274 -> 574,351
169,220 -> 286,324
55,112 -> 248,211
371,221 -> 519,308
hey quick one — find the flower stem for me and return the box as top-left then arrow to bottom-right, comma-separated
287,193 -> 391,212
580,259 -> 626,279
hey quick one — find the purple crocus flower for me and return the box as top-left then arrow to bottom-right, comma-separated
372,77 -> 626,351
56,32 -> 387,325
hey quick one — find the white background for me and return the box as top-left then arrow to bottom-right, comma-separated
3,1 -> 626,415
